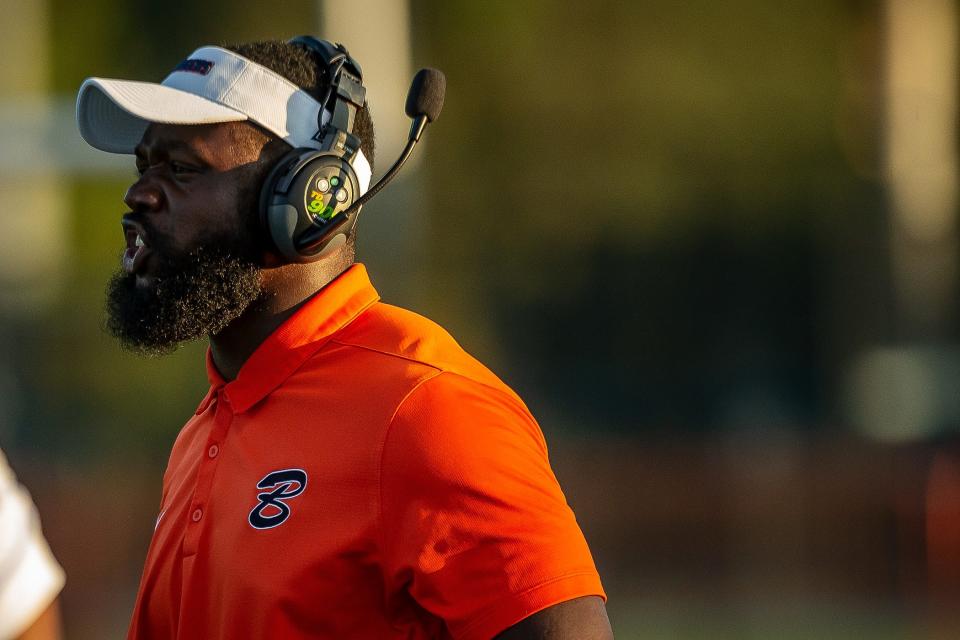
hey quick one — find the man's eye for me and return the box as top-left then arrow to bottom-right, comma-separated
133,162 -> 195,177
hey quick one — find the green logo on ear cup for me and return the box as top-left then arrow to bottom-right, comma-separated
308,190 -> 337,221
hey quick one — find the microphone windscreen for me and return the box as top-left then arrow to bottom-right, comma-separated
405,68 -> 446,122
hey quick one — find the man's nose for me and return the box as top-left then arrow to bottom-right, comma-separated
124,176 -> 164,213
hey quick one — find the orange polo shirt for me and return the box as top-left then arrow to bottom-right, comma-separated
127,264 -> 604,640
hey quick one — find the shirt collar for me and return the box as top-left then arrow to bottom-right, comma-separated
203,263 -> 379,414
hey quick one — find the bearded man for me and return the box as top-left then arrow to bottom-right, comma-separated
76,37 -> 611,639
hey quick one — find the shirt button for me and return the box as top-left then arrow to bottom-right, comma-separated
208,444 -> 219,458
191,508 -> 203,522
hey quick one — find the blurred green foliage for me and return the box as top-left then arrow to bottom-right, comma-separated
415,0 -> 882,431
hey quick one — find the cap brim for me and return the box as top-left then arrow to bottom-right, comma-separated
76,78 -> 248,154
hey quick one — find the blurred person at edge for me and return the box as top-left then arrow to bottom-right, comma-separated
0,448 -> 64,640
75,37 -> 612,639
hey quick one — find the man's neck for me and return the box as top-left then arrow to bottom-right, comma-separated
208,260 -> 350,381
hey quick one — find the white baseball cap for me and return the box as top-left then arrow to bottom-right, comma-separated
76,45 -> 371,191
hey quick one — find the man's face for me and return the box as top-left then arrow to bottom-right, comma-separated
106,122 -> 270,354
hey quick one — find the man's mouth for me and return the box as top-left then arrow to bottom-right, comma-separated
122,224 -> 153,276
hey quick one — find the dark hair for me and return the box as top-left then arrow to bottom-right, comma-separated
225,40 -> 375,171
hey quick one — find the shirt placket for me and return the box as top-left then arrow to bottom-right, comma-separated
182,388 -> 233,557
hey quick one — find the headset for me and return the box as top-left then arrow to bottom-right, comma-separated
259,35 -> 368,263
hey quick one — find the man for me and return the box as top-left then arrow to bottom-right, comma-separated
0,448 -> 64,640
76,37 -> 611,639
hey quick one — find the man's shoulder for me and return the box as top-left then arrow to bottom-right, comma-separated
328,300 -> 505,390
282,300 -> 526,432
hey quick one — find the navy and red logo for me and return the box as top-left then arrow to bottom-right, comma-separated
248,468 -> 308,529
173,58 -> 214,76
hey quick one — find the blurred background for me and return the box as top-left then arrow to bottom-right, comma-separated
1,0 -> 959,637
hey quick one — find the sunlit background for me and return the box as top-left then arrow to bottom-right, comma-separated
2,0 -> 960,637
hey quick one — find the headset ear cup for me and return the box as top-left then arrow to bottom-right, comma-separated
258,147 -> 302,260
259,148 -> 361,263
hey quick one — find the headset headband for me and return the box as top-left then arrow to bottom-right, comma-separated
288,36 -> 366,163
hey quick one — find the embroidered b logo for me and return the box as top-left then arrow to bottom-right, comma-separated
248,468 -> 308,530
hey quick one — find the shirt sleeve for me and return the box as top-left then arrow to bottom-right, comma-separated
379,372 -> 604,640
0,449 -> 65,640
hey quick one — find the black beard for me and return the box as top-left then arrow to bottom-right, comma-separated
105,231 -> 262,356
